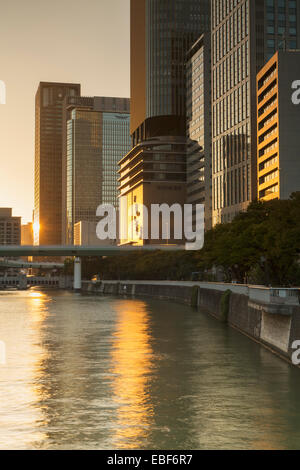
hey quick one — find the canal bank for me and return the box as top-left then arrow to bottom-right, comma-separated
82,280 -> 300,366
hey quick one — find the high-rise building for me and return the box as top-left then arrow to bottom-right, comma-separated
186,33 -> 212,231
62,96 -> 130,245
34,82 -> 81,245
120,0 -> 210,246
131,0 -> 211,144
257,50 -> 300,201
0,209 -> 21,245
211,0 -> 300,226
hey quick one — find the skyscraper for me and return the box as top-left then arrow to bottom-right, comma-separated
211,0 -> 300,226
119,0 -> 210,245
131,0 -> 211,144
62,96 -> 130,245
34,82 -> 81,245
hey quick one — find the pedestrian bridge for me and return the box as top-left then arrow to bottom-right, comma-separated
0,245 -> 180,257
0,258 -> 64,269
0,245 -> 180,291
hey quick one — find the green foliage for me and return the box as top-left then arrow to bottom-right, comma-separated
82,250 -> 199,281
81,192 -> 300,286
195,193 -> 300,286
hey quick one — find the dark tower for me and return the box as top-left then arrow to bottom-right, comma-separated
130,0 -> 211,144
119,1 -> 210,246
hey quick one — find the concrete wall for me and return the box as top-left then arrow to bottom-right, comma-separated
82,280 -> 300,366
261,312 -> 291,353
228,293 -> 261,339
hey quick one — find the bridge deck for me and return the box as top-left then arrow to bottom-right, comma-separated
0,245 -> 183,257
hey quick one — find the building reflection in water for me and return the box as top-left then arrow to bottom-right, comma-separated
110,299 -> 155,449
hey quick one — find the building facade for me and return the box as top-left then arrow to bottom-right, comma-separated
131,0 -> 211,144
34,82 -> 81,245
186,33 -> 212,231
257,50 -> 300,201
211,0 -> 300,226
119,133 -> 187,246
120,0 -> 210,245
62,96 -> 130,245
0,209 -> 21,245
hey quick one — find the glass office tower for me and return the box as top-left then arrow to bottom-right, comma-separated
145,0 -> 211,120
62,96 -> 130,245
66,108 -> 102,245
131,0 -> 210,144
211,0 -> 300,226
102,113 -> 131,208
264,0 -> 299,60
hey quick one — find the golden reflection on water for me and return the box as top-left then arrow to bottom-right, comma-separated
28,291 -> 44,299
27,290 -> 52,404
110,300 -> 155,449
0,290 -> 50,449
27,290 -> 50,322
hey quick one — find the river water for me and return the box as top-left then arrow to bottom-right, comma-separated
0,289 -> 300,450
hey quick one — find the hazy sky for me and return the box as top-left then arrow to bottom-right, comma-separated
0,0 -> 130,223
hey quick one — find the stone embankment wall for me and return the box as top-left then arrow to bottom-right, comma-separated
82,280 -> 300,365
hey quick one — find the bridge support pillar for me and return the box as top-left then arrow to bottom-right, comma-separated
74,257 -> 82,292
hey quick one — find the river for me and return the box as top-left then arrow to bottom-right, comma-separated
0,289 -> 300,450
